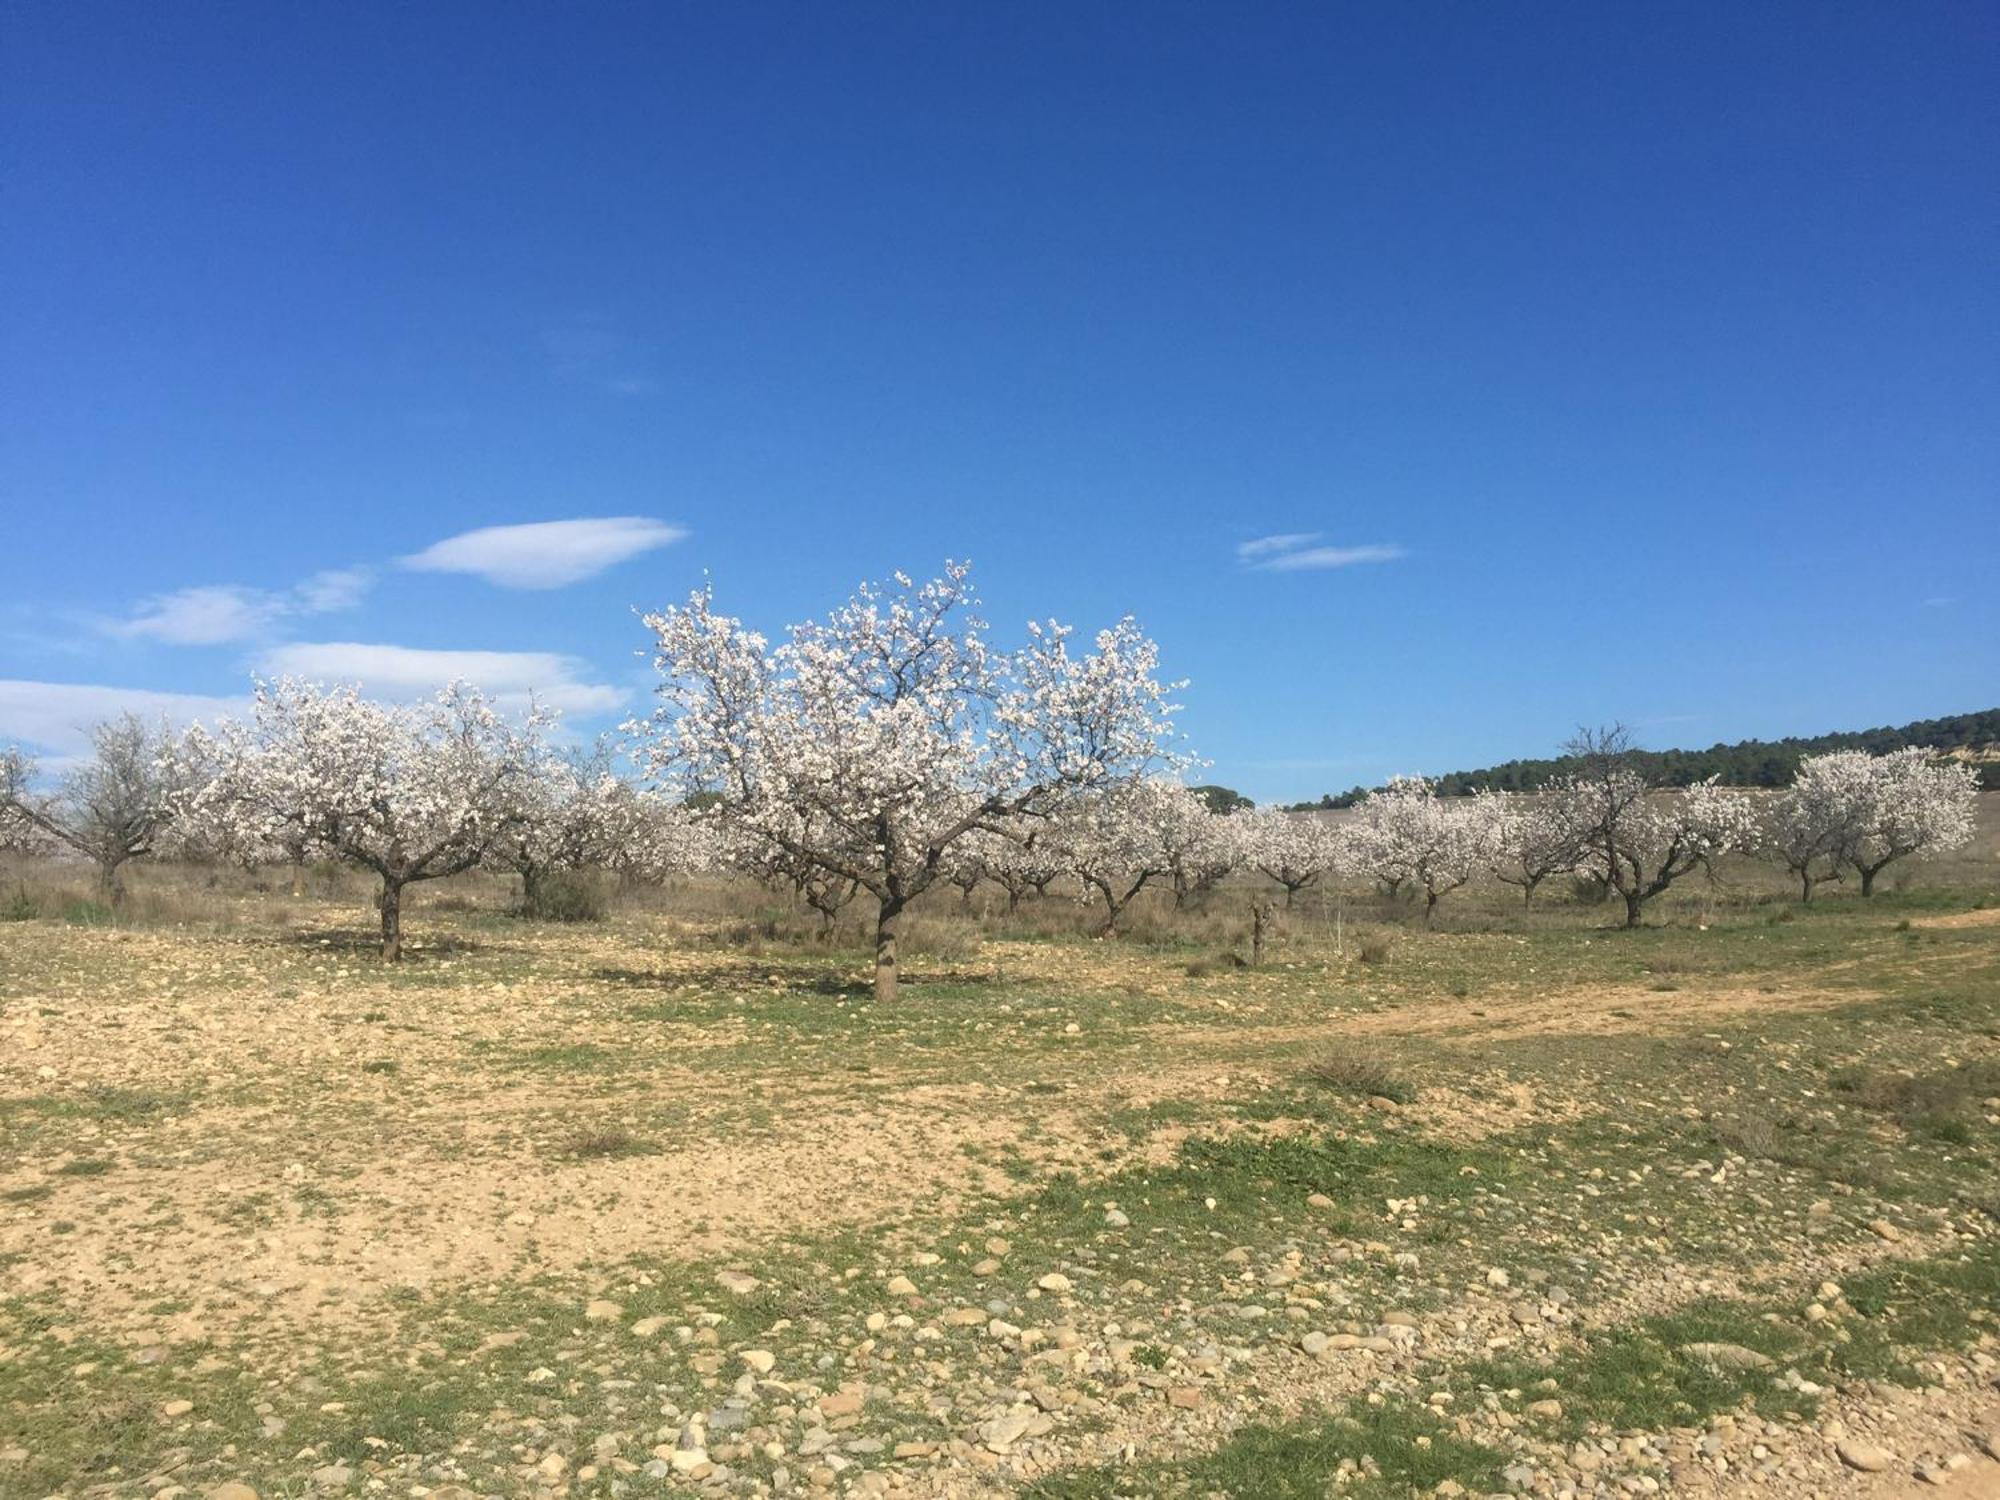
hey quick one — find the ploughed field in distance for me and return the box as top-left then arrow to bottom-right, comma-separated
3,810 -> 1998,1500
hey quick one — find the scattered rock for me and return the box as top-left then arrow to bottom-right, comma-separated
716,1269 -> 761,1296
819,1385 -> 866,1417
1836,1440 -> 1894,1473
741,1349 -> 776,1375
1037,1273 -> 1073,1293
583,1298 -> 623,1322
161,1399 -> 194,1418
1681,1342 -> 1773,1371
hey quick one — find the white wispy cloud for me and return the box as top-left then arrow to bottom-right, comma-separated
0,679 -> 253,761
105,567 -> 375,646
295,566 -> 375,613
400,517 -> 686,590
543,313 -> 659,396
109,586 -> 288,646
1236,532 -> 1324,562
257,642 -> 626,716
1250,542 -> 1406,572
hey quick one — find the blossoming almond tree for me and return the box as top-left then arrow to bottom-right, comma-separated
1824,747 -> 1980,896
1238,805 -> 1340,907
1763,751 -> 1870,902
1350,776 -> 1505,923
181,678 -> 548,958
1042,778 -> 1195,936
1553,770 -> 1757,927
983,825 -> 1069,912
635,563 -> 1182,999
1488,791 -> 1591,906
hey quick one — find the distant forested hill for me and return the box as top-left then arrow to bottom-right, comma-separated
1289,708 -> 2000,809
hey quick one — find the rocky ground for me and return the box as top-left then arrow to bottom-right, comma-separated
2,876 -> 1997,1498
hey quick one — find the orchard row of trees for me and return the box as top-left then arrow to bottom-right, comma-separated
1,569 -> 1984,991
1295,708 -> 2000,806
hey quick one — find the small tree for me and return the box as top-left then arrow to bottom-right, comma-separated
1350,777 -> 1504,923
1489,791 -> 1589,906
1239,806 -> 1339,907
185,679 -> 546,958
1158,793 -> 1241,908
1553,727 -> 1755,928
984,828 -> 1067,912
635,563 -> 1182,999
496,741 -> 636,917
1829,747 -> 1980,895
1,716 -> 183,900
1763,752 -> 1866,902
1046,779 -> 1190,937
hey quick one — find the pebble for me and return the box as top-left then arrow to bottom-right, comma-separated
741,1349 -> 776,1374
1037,1273 -> 1073,1293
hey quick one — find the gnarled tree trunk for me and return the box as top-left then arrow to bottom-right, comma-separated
873,895 -> 904,1001
380,878 -> 406,961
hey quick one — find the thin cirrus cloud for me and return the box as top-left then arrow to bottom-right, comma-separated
257,642 -> 626,717
1237,533 -> 1407,572
0,679 -> 253,763
399,516 -> 687,590
543,312 -> 660,396
106,567 -> 375,646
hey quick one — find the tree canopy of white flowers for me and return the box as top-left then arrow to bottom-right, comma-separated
1349,776 -> 1505,921
980,824 -> 1070,913
1769,747 -> 1979,899
1040,778 -> 1205,936
634,562 -> 1183,998
1532,733 -> 1754,930
0,715 -> 185,899
1764,750 -> 1872,902
493,740 -> 712,915
1488,791 -> 1593,906
1154,787 -> 1243,909
178,678 -> 549,958
1237,805 -> 1341,906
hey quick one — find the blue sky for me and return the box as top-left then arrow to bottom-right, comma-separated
2,2 -> 1994,801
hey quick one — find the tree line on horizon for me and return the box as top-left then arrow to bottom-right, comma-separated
1286,707 -> 2000,810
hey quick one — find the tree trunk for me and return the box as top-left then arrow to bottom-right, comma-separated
380,878 -> 405,961
1622,890 -> 1644,928
1858,863 -> 1880,897
1522,878 -> 1537,908
521,866 -> 543,913
1424,889 -> 1439,925
1284,883 -> 1297,909
96,857 -> 124,906
290,858 -> 307,899
873,896 -> 904,1001
1006,888 -> 1021,914
1800,869 -> 1814,903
